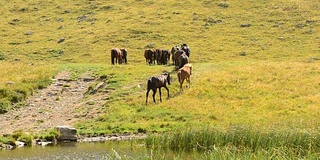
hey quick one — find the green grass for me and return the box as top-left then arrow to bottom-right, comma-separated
1,0 -> 320,158
144,126 -> 320,159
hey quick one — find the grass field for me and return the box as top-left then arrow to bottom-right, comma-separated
1,0 -> 320,157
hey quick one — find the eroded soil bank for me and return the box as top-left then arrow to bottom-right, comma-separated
0,71 -> 108,135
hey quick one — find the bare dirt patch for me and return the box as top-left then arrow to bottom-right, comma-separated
0,71 -> 108,135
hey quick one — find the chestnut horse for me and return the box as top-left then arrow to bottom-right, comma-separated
177,63 -> 192,90
111,48 -> 123,65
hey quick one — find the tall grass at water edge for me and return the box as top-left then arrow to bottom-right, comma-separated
145,126 -> 320,159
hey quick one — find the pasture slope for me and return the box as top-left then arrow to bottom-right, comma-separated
0,0 -> 320,139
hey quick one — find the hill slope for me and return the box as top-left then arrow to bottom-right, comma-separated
0,0 -> 320,135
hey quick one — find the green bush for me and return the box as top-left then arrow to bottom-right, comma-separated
0,136 -> 14,144
39,129 -> 61,141
18,134 -> 33,146
12,130 -> 23,140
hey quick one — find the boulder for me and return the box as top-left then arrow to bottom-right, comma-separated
55,126 -> 78,141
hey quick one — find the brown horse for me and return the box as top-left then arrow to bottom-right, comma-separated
178,53 -> 189,69
144,49 -> 155,65
146,73 -> 171,104
181,44 -> 191,57
120,48 -> 128,64
171,46 -> 179,64
111,48 -> 123,65
174,50 -> 185,67
155,49 -> 163,65
162,49 -> 170,65
177,63 -> 192,90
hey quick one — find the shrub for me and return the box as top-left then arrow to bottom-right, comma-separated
18,134 -> 33,146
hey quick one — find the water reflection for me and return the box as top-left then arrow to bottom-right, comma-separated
0,141 -> 149,159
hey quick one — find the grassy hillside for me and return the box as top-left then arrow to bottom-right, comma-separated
1,0 -> 320,136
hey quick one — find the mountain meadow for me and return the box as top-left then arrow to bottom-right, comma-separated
1,0 -> 320,158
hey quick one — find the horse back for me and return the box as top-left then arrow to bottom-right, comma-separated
178,53 -> 189,68
147,75 -> 168,89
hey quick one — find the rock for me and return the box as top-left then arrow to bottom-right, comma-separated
1,144 -> 14,150
218,3 -> 229,8
240,51 -> 247,56
37,141 -> 53,146
5,81 -> 15,86
57,38 -> 65,43
240,23 -> 251,27
55,126 -> 78,141
15,141 -> 26,148
25,31 -> 33,35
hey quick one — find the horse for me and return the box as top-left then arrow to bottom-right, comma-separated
178,52 -> 189,69
111,48 -> 123,65
155,49 -> 163,65
177,63 -> 192,90
181,44 -> 191,57
171,46 -> 179,64
162,49 -> 170,65
146,73 -> 171,104
144,49 -> 156,65
174,50 -> 185,67
120,48 -> 128,64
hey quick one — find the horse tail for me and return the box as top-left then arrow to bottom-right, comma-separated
111,50 -> 115,65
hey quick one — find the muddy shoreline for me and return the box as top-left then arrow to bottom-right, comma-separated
0,133 -> 147,150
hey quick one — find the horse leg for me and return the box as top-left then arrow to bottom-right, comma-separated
164,86 -> 169,98
152,89 -> 157,103
146,89 -> 150,105
180,79 -> 185,90
187,76 -> 191,88
159,88 -> 162,102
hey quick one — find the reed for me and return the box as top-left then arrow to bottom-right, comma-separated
145,126 -> 320,158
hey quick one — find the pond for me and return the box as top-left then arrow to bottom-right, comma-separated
0,140 -> 185,159
0,141 -> 147,159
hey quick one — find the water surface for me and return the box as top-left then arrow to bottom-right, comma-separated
0,141 -> 150,159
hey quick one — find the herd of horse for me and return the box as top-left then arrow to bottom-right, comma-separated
110,48 -> 128,65
110,44 -> 192,105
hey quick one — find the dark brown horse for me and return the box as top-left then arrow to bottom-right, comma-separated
174,50 -> 185,67
155,49 -> 163,65
162,49 -> 170,65
153,49 -> 170,65
181,44 -> 191,57
144,49 -> 155,65
111,48 -> 123,65
171,46 -> 179,64
120,48 -> 128,64
178,53 -> 189,69
146,73 -> 171,104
